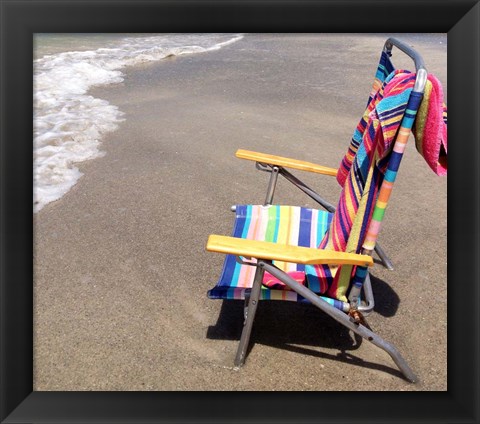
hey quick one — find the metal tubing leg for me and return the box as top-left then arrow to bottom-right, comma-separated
264,166 -> 279,206
374,243 -> 394,270
234,263 -> 265,367
260,262 -> 416,382
358,273 -> 375,315
279,168 -> 336,212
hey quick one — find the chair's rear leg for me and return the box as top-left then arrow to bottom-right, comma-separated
234,263 -> 265,367
352,324 -> 417,382
374,244 -> 394,270
261,261 -> 416,382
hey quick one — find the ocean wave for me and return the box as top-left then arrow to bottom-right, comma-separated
33,33 -> 244,212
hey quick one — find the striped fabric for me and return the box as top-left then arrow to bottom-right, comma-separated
306,70 -> 417,302
209,204 -> 332,288
208,52 -> 427,309
362,90 -> 423,251
207,286 -> 349,312
337,52 -> 395,186
207,205 -> 351,311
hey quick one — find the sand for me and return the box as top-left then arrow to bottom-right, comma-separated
33,33 -> 447,391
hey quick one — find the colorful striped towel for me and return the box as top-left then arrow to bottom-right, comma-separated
209,53 -> 447,305
336,51 -> 395,186
413,74 -> 447,175
306,70 -> 417,302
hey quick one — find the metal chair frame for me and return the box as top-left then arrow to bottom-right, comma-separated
208,38 -> 429,383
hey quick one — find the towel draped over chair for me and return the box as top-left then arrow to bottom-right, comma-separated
208,51 -> 447,304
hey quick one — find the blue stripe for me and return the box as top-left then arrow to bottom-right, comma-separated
273,205 -> 280,242
408,92 -> 423,112
388,151 -> 403,172
298,208 -> 312,247
384,169 -> 398,183
378,103 -> 408,120
304,266 -> 320,293
316,211 -> 325,246
368,122 -> 376,141
401,116 -> 415,129
297,208 -> 312,272
241,204 -> 252,239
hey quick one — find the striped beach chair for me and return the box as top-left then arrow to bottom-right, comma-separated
206,38 -> 447,382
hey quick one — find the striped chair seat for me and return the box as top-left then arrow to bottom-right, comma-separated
207,204 -> 349,312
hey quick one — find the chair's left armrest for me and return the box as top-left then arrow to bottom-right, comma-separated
206,235 -> 373,267
236,149 -> 338,177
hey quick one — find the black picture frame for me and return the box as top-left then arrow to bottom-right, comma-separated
1,0 -> 478,423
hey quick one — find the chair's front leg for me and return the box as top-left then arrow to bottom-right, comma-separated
243,293 -> 250,325
234,261 -> 265,367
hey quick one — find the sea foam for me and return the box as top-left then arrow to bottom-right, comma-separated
34,33 -> 244,212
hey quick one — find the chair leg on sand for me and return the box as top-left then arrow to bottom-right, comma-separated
234,264 -> 265,367
374,244 -> 394,270
236,260 -> 416,382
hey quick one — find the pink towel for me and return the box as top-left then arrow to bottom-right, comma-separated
413,74 -> 447,176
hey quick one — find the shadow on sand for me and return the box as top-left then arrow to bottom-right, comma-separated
206,273 -> 404,379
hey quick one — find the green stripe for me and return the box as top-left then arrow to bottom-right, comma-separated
372,206 -> 386,222
264,206 -> 277,242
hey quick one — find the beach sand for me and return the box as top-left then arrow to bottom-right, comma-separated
33,34 -> 447,391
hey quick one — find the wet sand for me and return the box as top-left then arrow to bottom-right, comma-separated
33,33 -> 447,391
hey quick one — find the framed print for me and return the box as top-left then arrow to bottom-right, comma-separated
1,0 -> 479,422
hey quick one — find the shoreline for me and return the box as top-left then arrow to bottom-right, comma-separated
34,34 -> 447,391
33,33 -> 244,213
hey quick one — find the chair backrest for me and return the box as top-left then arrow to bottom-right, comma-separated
305,50 -> 425,302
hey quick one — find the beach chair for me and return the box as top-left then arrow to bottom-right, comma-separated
206,38 -> 447,383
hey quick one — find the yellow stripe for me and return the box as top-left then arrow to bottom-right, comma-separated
275,207 -> 291,271
335,265 -> 353,303
376,200 -> 387,209
396,131 -> 410,144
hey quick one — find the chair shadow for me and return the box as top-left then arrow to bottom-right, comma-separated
206,281 -> 405,380
369,274 -> 400,318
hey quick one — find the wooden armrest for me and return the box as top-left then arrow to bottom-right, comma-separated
236,149 -> 338,177
206,235 -> 373,267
